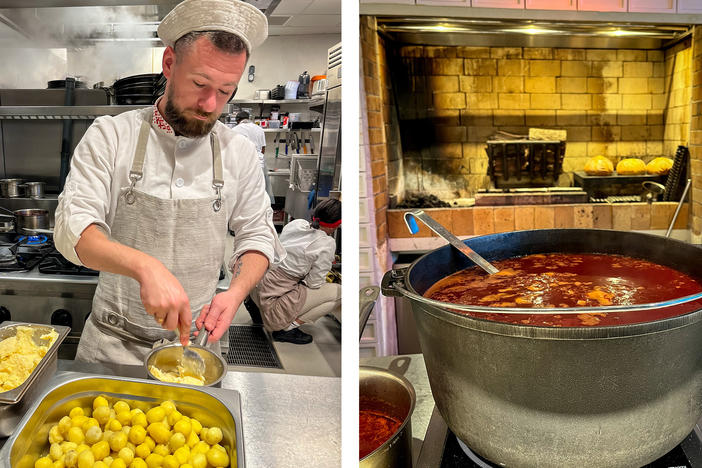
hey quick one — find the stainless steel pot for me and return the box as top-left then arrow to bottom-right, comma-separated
0,179 -> 24,198
359,366 -> 415,468
382,229 -> 702,468
24,182 -> 45,199
14,209 -> 50,234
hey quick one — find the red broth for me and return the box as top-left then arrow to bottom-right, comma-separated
424,253 -> 702,327
359,409 -> 403,459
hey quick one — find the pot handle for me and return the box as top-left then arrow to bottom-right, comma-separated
381,268 -> 408,298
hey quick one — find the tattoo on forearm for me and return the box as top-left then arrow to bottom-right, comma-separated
233,259 -> 244,279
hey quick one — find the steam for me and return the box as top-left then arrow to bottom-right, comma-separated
0,5 -> 162,88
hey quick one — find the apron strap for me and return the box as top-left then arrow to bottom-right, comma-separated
125,117 -> 151,204
210,131 -> 224,212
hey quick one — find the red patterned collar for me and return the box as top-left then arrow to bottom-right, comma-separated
152,100 -> 174,135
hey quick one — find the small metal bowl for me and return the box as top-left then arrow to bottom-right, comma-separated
144,344 -> 227,387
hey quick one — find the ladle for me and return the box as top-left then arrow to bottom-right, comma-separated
404,210 -> 499,275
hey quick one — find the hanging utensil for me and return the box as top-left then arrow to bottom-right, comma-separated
666,178 -> 691,238
404,210 -> 500,275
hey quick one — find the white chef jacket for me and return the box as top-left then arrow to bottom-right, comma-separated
231,120 -> 266,168
54,105 -> 285,270
277,219 -> 336,289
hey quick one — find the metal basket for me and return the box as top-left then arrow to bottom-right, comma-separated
292,157 -> 318,191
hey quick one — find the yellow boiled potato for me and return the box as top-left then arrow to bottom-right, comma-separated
166,410 -> 181,426
143,436 -> 156,451
85,425 -> 103,445
71,416 -> 88,428
152,444 -> 169,457
205,447 -> 229,468
116,411 -> 132,426
189,453 -> 207,468
144,453 -> 163,468
181,465 -> 193,468
113,401 -> 130,414
93,406 -> 111,426
67,427 -> 84,445
69,407 -> 84,419
134,443 -> 151,459
145,407 -> 165,425
49,425 -> 64,444
203,427 -> 222,445
168,432 -> 186,452
94,462 -> 109,468
191,441 -> 209,455
34,456 -> 53,468
64,450 -> 78,468
75,444 -> 90,454
109,431 -> 128,452
93,396 -> 109,410
189,419 -> 202,436
159,401 -> 176,416
147,423 -> 170,445
173,419 -> 191,437
161,455 -> 178,468
58,416 -> 72,435
91,440 -> 110,461
129,425 -> 147,445
52,460 -> 66,468
76,449 -> 94,468
110,459 -> 126,468
122,426 -> 132,437
129,459 -> 147,468
82,418 -> 99,433
211,443 -> 226,453
107,419 -> 123,432
186,431 -> 199,448
131,413 -> 148,428
49,443 -> 63,460
118,447 -> 134,465
173,445 -> 190,464
103,457 -> 113,466
60,442 -> 78,453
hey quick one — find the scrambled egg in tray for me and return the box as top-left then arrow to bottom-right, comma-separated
0,326 -> 58,392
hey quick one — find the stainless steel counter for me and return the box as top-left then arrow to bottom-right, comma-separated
0,360 -> 341,467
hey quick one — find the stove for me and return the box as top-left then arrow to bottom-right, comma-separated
0,233 -> 99,359
417,407 -> 702,468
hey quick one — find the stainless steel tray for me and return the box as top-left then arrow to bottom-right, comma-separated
0,372 -> 245,468
0,321 -> 69,405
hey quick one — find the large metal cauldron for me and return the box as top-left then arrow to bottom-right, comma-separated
382,229 -> 702,468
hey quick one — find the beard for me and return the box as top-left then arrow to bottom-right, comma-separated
162,90 -> 219,138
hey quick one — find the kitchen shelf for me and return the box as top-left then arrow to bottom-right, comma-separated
0,105 -> 148,120
233,99 -> 315,105
263,128 -> 321,133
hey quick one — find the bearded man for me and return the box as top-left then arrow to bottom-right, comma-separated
54,0 -> 284,364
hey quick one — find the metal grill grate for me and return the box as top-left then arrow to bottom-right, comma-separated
225,325 -> 282,369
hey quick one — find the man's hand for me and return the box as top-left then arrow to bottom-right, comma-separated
138,260 -> 192,346
196,289 -> 240,342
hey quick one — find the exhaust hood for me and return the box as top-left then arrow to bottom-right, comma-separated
377,17 -> 691,49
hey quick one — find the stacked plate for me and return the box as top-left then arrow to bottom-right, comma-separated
113,73 -> 166,105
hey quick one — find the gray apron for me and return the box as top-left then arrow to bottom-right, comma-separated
76,115 -> 227,365
255,267 -> 307,332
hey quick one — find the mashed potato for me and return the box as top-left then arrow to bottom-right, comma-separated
149,364 -> 206,386
0,326 -> 58,392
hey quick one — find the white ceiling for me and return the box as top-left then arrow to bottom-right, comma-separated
267,0 -> 341,35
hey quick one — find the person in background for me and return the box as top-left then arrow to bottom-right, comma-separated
53,0 -> 284,365
232,111 -> 274,204
249,199 -> 341,344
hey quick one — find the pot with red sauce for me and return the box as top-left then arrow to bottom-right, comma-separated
359,366 -> 415,467
382,229 -> 702,468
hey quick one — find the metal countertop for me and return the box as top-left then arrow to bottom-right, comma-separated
1,359 -> 341,467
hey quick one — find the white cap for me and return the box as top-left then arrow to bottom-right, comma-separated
157,0 -> 268,53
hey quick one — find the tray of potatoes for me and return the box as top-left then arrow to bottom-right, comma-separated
0,372 -> 245,468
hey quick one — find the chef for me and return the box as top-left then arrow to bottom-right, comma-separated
249,199 -> 341,344
54,0 -> 284,365
231,110 -> 274,203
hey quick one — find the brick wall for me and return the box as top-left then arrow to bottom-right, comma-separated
386,44 -> 692,201
691,26 -> 702,239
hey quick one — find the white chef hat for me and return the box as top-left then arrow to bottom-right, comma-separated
157,0 -> 268,53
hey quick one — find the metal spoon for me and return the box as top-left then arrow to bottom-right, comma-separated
404,210 -> 500,275
181,325 -> 208,378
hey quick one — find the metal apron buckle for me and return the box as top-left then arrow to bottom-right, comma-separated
125,173 -> 142,204
213,182 -> 223,212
